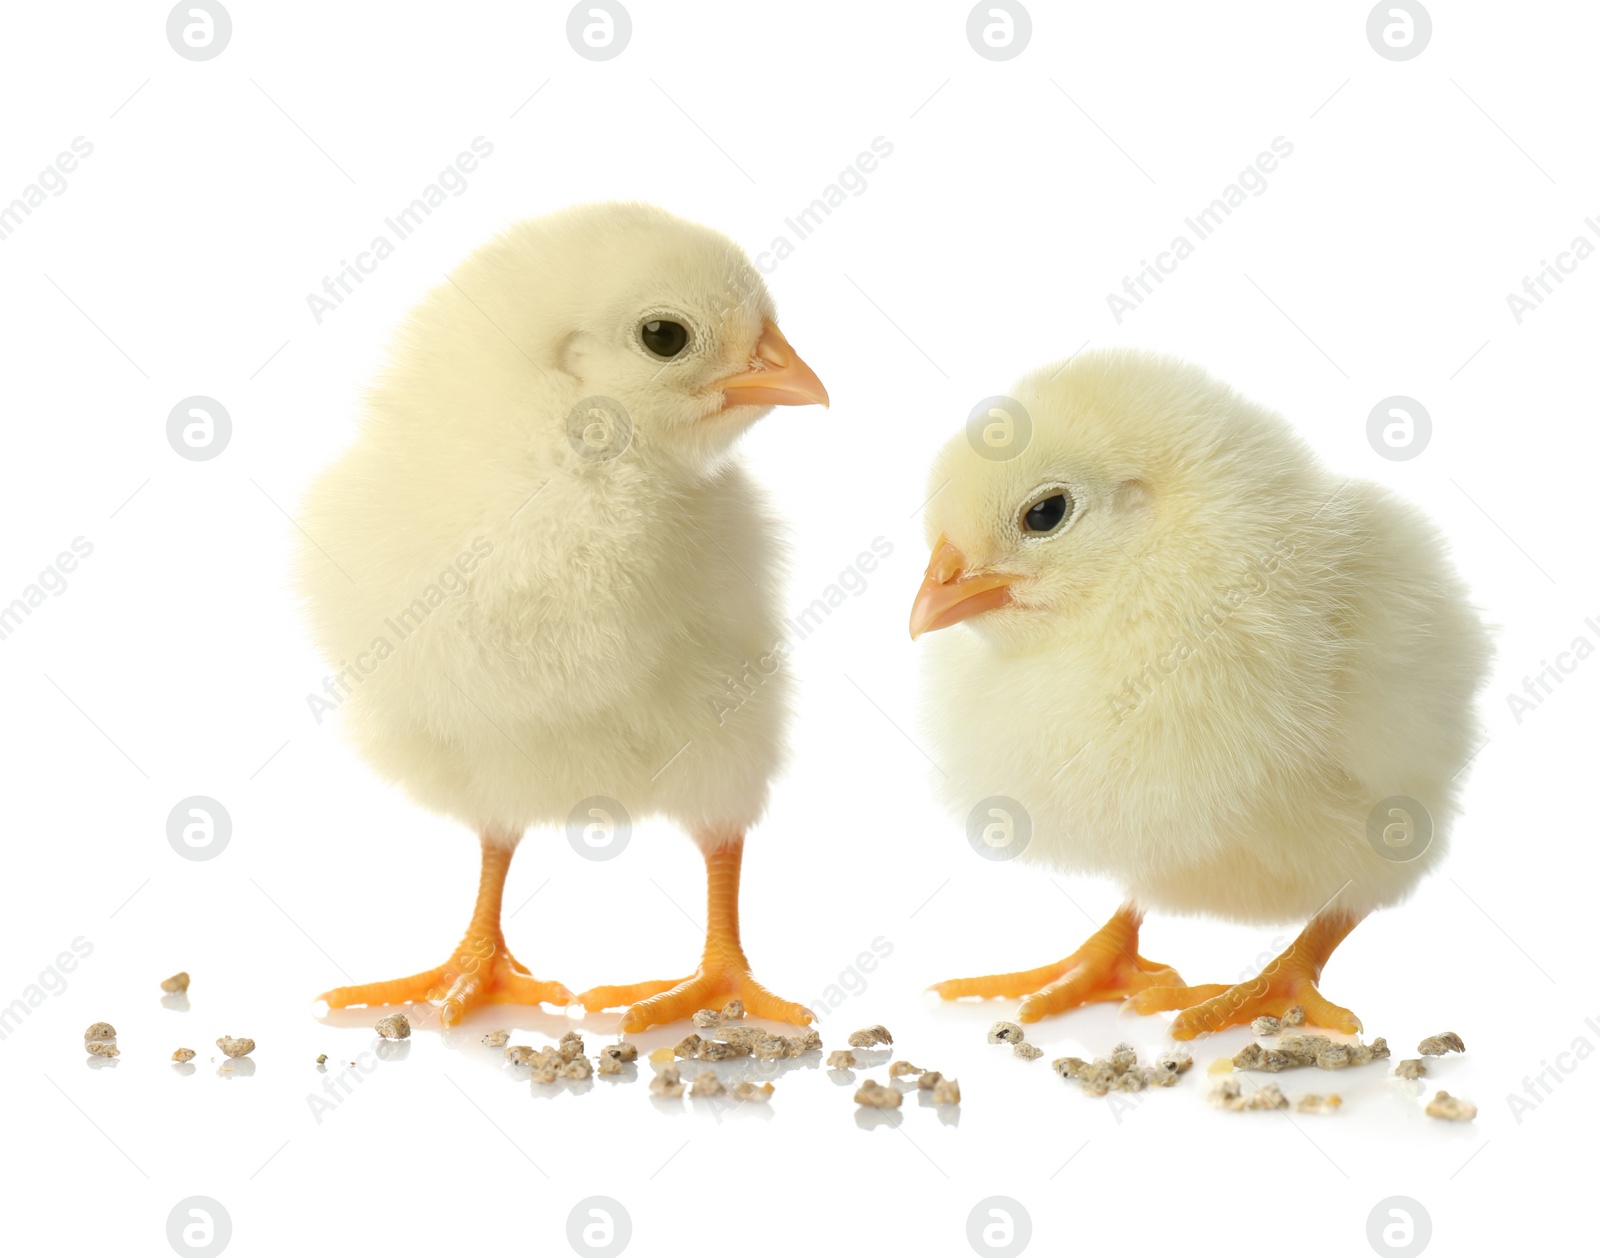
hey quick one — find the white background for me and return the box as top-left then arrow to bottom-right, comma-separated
1,3 -> 1596,1256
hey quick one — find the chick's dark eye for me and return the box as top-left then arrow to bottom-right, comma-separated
640,319 -> 689,359
1022,492 -> 1071,535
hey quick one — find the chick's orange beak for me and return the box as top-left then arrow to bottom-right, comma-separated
909,534 -> 1016,639
717,319 -> 829,411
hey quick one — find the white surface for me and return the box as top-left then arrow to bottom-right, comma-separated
0,3 -> 1595,1256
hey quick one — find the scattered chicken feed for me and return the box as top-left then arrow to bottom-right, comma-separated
690,999 -> 747,1029
1232,1034 -> 1389,1072
848,1024 -> 893,1048
172,1048 -> 196,1063
1417,1032 -> 1465,1057
160,972 -> 191,994
1250,1006 -> 1307,1037
375,1014 -> 411,1040
216,1036 -> 255,1059
1054,1043 -> 1192,1095
853,1079 -> 902,1108
1425,1090 -> 1477,1121
987,1021 -> 1024,1045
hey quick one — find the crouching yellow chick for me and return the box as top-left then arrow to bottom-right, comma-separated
913,351 -> 1490,1039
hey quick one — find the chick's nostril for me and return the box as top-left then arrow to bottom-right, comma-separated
753,325 -> 791,368
926,535 -> 968,584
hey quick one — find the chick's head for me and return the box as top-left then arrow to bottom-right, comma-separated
912,350 -> 1311,654
455,202 -> 826,470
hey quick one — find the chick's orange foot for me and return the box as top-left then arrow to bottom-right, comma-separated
578,835 -> 812,1033
579,963 -> 813,1034
1131,907 -> 1366,1040
316,835 -> 572,1027
320,944 -> 572,1028
930,903 -> 1185,1022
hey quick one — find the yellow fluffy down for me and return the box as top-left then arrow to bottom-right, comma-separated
920,350 -> 1492,923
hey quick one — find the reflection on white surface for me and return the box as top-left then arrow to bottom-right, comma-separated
854,1104 -> 903,1131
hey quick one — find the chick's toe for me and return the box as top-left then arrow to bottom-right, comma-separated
932,903 -> 1186,1022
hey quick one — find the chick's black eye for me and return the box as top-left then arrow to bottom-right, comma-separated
1022,492 -> 1071,535
640,319 -> 689,359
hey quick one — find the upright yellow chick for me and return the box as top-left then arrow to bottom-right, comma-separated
912,351 -> 1490,1038
298,203 -> 827,1031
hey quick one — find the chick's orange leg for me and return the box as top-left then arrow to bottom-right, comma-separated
318,834 -> 572,1027
576,835 -> 813,1033
1134,908 -> 1367,1040
931,903 -> 1186,1022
